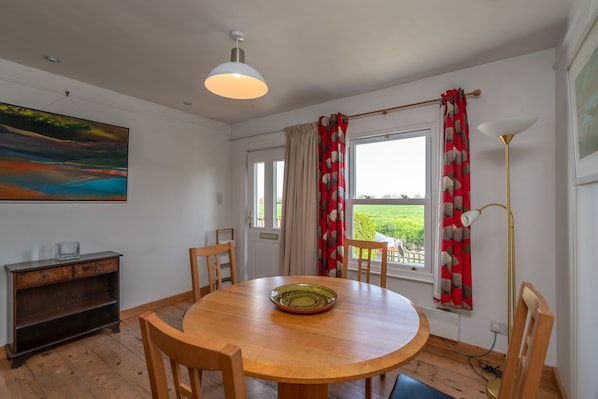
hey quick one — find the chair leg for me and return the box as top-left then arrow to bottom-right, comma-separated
366,377 -> 372,399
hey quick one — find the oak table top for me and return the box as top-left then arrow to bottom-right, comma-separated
182,275 -> 430,399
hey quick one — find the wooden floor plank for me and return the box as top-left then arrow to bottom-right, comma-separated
0,357 -> 46,398
91,333 -> 152,396
55,332 -> 150,399
25,349 -> 97,399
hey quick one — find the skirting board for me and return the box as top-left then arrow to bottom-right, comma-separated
420,306 -> 459,341
120,290 -> 194,321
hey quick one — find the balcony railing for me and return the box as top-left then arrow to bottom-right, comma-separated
387,249 -> 424,266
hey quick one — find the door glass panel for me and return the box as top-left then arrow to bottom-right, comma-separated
254,162 -> 265,228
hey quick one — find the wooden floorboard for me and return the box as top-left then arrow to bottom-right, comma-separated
0,294 -> 561,399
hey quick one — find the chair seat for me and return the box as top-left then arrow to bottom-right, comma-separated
388,374 -> 454,399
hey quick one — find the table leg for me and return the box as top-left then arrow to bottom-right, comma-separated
278,382 -> 328,399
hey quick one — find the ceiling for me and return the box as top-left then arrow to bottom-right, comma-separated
0,1 -> 572,125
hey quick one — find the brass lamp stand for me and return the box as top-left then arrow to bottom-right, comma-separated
460,115 -> 537,399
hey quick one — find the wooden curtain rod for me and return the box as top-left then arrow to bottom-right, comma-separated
349,89 -> 482,120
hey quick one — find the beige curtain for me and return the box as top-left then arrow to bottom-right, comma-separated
279,122 -> 319,275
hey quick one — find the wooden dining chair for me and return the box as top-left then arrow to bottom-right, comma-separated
342,238 -> 388,288
139,311 -> 247,399
388,281 -> 554,399
189,241 -> 238,302
342,238 -> 389,399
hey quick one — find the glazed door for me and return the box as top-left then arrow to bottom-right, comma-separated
247,147 -> 285,279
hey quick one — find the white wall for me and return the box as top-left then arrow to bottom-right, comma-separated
0,59 -> 233,347
555,0 -> 598,397
231,49 -> 558,365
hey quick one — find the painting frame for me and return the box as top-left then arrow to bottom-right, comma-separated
0,102 -> 129,201
568,10 -> 598,185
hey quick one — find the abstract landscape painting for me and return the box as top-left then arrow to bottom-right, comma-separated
0,102 -> 129,201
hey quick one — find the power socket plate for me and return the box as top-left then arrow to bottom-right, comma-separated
491,321 -> 508,335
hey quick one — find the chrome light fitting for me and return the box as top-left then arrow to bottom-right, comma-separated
204,30 -> 268,100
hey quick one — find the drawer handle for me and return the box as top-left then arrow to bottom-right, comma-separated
95,264 -> 102,273
40,273 -> 49,282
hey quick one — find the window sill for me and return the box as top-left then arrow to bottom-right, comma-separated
387,268 -> 434,284
345,265 -> 434,285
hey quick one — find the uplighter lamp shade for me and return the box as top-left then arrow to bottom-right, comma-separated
461,210 -> 481,227
477,115 -> 537,137
205,61 -> 268,99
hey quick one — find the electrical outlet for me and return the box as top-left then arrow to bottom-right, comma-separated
490,321 -> 508,335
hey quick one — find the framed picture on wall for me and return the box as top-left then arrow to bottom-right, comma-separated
0,102 -> 129,201
568,11 -> 598,185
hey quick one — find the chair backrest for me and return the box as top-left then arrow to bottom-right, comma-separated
342,238 -> 388,288
216,228 -> 234,244
497,282 -> 554,399
139,311 -> 247,399
189,241 -> 237,302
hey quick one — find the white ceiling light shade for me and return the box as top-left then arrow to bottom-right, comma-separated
204,30 -> 268,100
477,115 -> 538,137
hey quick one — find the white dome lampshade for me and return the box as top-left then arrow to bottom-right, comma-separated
204,31 -> 268,100
477,115 -> 537,137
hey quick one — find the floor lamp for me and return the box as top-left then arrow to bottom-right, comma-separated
461,116 -> 536,399
461,115 -> 537,341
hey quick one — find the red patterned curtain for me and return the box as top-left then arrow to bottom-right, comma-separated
438,88 -> 472,309
317,113 -> 348,276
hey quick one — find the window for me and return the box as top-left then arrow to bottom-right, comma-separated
347,126 -> 437,280
250,154 -> 284,229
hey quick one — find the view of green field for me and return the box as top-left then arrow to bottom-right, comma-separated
353,204 -> 425,249
354,204 -> 423,221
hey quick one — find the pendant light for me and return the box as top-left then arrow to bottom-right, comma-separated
204,30 -> 268,99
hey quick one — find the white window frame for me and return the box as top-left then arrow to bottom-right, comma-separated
345,108 -> 440,283
248,148 -> 285,231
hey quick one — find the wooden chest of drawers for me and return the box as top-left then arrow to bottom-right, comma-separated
4,251 -> 122,368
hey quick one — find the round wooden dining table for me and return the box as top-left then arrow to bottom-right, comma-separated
182,275 -> 429,399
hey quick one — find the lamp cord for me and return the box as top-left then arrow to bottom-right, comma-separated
440,331 -> 497,357
440,331 -> 502,381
